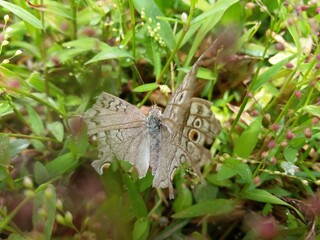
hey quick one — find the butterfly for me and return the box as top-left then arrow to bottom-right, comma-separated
83,46 -> 221,199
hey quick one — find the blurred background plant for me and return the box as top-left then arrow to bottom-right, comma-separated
0,0 -> 319,239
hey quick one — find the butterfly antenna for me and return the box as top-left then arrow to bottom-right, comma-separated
151,64 -> 176,106
132,64 -> 145,85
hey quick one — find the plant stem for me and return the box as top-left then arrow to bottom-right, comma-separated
70,0 -> 78,40
0,133 -> 58,142
0,84 -> 66,117
138,2 -> 196,108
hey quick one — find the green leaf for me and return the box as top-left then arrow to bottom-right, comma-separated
33,184 -> 56,239
122,174 -> 148,218
47,122 -> 64,142
172,199 -> 236,218
0,167 -> 8,182
173,186 -> 193,212
63,38 -> 110,50
34,161 -> 50,184
85,47 -> 133,64
57,38 -> 110,63
30,139 -> 45,152
190,232 -> 207,240
300,105 -> 320,118
250,54 -> 296,92
242,188 -> 290,206
194,183 -> 218,203
10,40 -> 41,59
137,172 -> 153,192
299,165 -> 316,182
182,0 -> 239,65
133,83 -> 159,93
132,218 -> 149,240
9,139 -> 30,157
151,40 -> 162,79
217,158 -> 252,183
8,234 -> 26,240
233,116 -> 262,158
178,67 -> 216,80
217,162 -> 237,180
46,153 -> 77,178
42,0 -> 73,19
205,174 -> 232,187
0,135 -> 10,164
192,0 -> 239,24
27,72 -> 64,97
0,0 -> 42,29
283,147 -> 298,163
26,105 -> 45,136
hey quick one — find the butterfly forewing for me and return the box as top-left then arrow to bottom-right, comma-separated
83,92 -> 146,135
84,92 -> 150,177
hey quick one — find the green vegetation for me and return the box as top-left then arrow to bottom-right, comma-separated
0,0 -> 319,239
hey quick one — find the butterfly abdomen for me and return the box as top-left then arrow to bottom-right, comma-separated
147,106 -> 163,174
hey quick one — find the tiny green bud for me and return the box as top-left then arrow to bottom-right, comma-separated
56,214 -> 66,225
159,84 -> 171,96
14,49 -> 23,56
24,189 -> 35,198
181,12 -> 188,23
23,176 -> 34,189
141,8 -> 145,19
2,40 -> 9,46
38,207 -> 47,218
45,186 -> 53,199
65,211 -> 73,226
1,59 -> 9,64
56,199 -> 64,212
4,15 -> 9,22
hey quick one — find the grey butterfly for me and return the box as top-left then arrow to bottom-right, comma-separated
83,49 -> 221,199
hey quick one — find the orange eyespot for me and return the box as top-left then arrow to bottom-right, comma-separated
189,129 -> 199,142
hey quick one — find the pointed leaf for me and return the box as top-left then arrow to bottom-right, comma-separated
133,83 -> 159,93
86,47 -> 133,64
132,218 -> 149,240
123,174 -> 148,218
46,153 -> 77,178
47,122 -> 64,142
0,135 -> 10,164
27,105 -> 45,136
242,188 -> 290,206
0,0 -> 42,29
233,116 -> 262,158
172,199 -> 236,218
34,161 -> 50,184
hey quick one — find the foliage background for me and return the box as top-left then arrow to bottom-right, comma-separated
0,0 -> 319,239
